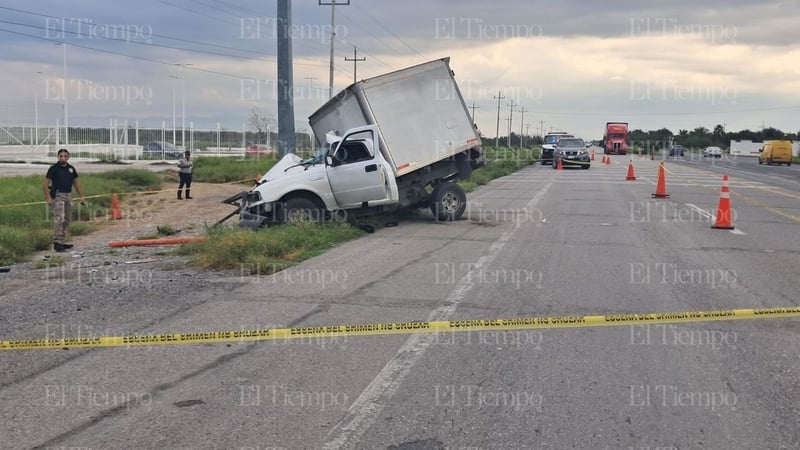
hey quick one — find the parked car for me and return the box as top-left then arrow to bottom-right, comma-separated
703,146 -> 722,158
246,144 -> 273,156
142,142 -> 182,159
668,145 -> 685,157
552,137 -> 590,169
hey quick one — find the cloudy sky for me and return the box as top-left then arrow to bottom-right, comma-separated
2,0 -> 800,142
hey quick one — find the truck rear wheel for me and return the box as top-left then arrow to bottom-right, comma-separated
430,182 -> 467,221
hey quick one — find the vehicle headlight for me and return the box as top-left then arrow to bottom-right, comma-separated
578,150 -> 587,156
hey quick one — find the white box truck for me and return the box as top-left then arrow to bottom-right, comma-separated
231,57 -> 484,227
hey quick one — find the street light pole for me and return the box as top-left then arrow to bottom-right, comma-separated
176,63 -> 192,149
34,71 -> 42,147
170,75 -> 178,146
61,43 -> 69,146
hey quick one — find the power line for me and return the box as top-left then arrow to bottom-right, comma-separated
0,27 -> 270,81
355,7 -> 426,59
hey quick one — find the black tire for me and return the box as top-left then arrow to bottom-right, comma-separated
281,197 -> 326,224
582,163 -> 590,169
430,182 -> 467,221
758,158 -> 762,165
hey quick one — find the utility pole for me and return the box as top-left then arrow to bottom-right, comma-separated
468,102 -> 479,124
539,120 -> 545,139
525,123 -> 531,147
344,46 -> 366,84
305,76 -> 318,99
493,91 -> 504,149
507,100 -> 517,147
319,0 -> 350,98
517,106 -> 527,149
277,0 -> 295,156
505,116 -> 512,147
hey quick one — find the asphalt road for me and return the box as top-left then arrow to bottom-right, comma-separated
2,155 -> 800,449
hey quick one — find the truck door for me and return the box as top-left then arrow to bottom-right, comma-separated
326,126 -> 392,208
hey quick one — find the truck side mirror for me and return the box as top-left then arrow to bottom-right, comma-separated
326,156 -> 335,166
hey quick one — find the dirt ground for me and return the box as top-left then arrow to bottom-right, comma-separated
6,182 -> 249,280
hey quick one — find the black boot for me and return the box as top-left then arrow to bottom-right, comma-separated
185,189 -> 192,200
177,189 -> 182,200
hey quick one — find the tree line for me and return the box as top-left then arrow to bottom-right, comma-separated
479,125 -> 799,150
628,125 -> 799,151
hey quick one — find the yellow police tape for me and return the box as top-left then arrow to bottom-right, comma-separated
2,306 -> 799,351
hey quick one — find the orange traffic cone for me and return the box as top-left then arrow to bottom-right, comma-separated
625,160 -> 637,180
711,174 -> 735,229
601,155 -> 607,164
651,162 -> 670,198
556,157 -> 563,171
590,149 -> 595,161
110,193 -> 122,220
605,155 -> 612,165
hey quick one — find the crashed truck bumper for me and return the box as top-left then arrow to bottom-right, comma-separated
225,191 -> 273,229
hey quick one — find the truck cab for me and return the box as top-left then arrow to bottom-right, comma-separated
604,122 -> 629,155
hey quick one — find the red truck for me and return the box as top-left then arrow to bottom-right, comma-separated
604,122 -> 629,155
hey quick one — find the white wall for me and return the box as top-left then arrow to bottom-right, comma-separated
730,140 -> 800,157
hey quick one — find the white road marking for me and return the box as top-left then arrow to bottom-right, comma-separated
322,180 -> 554,450
685,203 -> 716,221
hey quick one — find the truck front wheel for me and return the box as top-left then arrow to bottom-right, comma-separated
281,197 -> 326,224
430,182 -> 467,221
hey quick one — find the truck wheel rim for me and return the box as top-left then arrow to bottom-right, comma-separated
442,192 -> 459,213
287,209 -> 313,223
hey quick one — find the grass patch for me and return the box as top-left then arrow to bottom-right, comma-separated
190,156 -> 279,184
460,146 -> 538,191
0,169 -> 161,265
177,222 -> 365,273
0,226 -> 52,264
34,255 -> 67,269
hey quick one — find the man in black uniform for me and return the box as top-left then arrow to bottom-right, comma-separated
176,150 -> 193,199
43,149 -> 86,252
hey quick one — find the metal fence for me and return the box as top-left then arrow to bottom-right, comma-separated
0,121 -> 315,159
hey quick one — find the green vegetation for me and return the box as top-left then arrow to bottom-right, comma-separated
34,255 -> 67,269
461,146 -> 538,192
0,169 -> 161,265
176,222 -> 365,274
190,156 -> 278,183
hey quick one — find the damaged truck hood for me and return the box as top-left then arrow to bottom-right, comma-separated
258,153 -> 305,184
